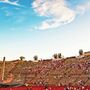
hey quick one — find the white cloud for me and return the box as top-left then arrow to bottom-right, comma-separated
76,1 -> 90,15
32,0 -> 75,30
32,0 -> 90,30
0,0 -> 22,6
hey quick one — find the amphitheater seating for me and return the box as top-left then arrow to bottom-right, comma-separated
0,56 -> 90,86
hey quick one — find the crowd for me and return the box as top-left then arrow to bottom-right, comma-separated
0,55 -> 90,87
10,56 -> 90,86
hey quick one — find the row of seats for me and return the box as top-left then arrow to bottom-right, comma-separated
0,86 -> 90,90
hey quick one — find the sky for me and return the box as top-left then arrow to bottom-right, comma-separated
0,0 -> 90,60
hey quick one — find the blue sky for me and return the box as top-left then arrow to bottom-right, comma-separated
0,0 -> 90,60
